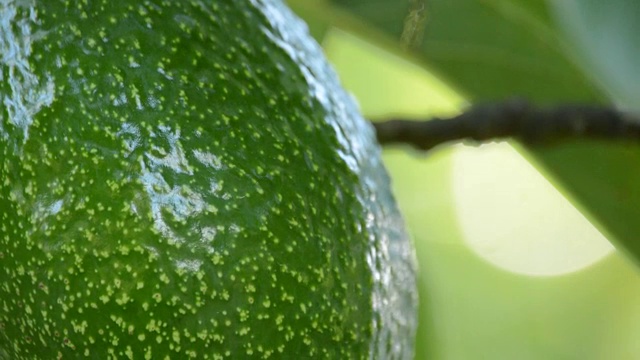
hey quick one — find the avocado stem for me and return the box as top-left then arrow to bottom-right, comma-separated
372,99 -> 640,151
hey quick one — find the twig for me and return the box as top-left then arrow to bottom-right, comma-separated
372,99 -> 640,151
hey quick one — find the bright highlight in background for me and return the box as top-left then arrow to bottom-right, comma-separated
452,142 -> 614,276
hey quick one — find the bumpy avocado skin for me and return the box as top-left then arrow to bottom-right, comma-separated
0,0 -> 417,358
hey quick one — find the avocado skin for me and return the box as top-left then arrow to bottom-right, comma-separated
0,1 -> 417,358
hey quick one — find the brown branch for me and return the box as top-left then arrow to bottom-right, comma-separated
372,99 -> 640,151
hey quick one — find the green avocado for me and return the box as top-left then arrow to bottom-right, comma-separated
0,0 -> 417,358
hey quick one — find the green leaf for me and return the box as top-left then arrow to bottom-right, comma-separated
535,0 -> 640,260
548,0 -> 640,108
328,0 -> 602,102
297,0 -> 640,263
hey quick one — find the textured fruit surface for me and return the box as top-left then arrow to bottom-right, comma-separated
0,0 -> 417,358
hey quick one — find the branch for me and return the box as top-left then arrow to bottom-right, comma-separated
372,99 -> 640,151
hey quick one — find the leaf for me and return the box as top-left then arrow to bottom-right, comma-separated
537,0 -> 640,259
328,0 -> 602,103
548,0 -> 640,108
295,0 -> 640,263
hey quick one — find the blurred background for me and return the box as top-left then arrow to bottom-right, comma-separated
288,0 -> 640,359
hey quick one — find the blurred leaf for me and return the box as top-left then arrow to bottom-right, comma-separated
286,1 -> 332,41
548,0 -> 640,109
535,0 -> 640,263
328,0 -> 601,103
291,0 -> 640,264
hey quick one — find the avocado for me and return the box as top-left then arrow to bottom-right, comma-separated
0,0 -> 417,358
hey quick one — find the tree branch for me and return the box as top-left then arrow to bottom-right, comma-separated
372,99 -> 640,151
